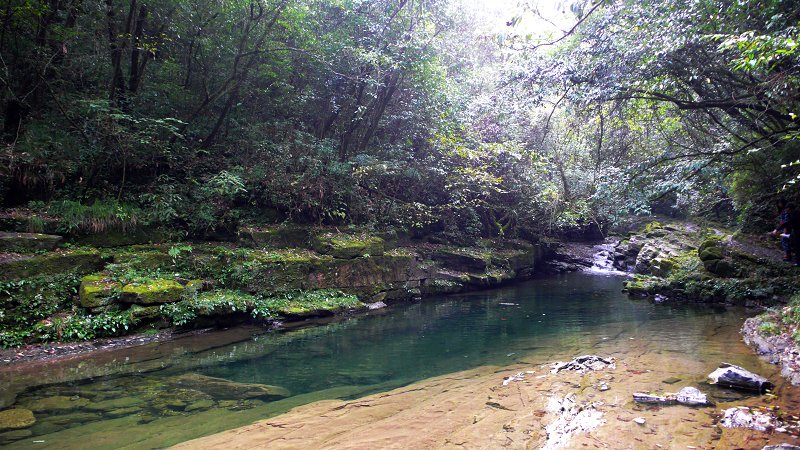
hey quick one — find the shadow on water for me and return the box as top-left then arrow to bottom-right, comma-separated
0,272 -> 767,449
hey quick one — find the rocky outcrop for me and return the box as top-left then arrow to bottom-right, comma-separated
742,316 -> 800,386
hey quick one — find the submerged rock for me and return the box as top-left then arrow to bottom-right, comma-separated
0,429 -> 33,445
675,386 -> 710,406
633,387 -> 711,407
0,409 -> 36,431
543,394 -> 604,450
23,395 -> 90,412
170,373 -> 290,400
551,355 -> 615,374
708,363 -> 774,392
720,406 -> 786,432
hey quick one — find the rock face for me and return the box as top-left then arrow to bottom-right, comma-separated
170,373 -> 290,401
0,408 -> 36,431
742,316 -> 800,386
708,363 -> 774,392
0,232 -> 62,252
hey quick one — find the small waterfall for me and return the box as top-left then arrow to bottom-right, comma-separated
585,240 -> 628,275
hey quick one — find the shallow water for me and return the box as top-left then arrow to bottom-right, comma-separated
0,272 -> 778,448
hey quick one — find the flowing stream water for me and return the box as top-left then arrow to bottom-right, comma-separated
0,271 -> 783,449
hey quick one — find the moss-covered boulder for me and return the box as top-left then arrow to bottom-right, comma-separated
128,304 -> 162,321
697,238 -> 741,277
0,232 -> 62,252
79,275 -> 120,308
0,409 -> 35,431
239,226 -> 311,249
0,249 -> 104,281
311,232 -> 385,259
170,373 -> 290,400
120,279 -> 184,305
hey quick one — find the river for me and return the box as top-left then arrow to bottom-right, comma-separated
0,272 -> 784,448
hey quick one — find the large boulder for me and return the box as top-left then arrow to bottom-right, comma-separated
119,279 -> 184,305
0,232 -> 62,252
708,363 -> 774,392
170,373 -> 290,401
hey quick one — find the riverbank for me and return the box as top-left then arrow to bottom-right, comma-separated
173,307 -> 799,450
0,225 -> 554,351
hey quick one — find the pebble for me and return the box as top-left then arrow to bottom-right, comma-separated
633,417 -> 646,425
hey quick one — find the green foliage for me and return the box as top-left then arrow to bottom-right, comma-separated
160,289 -> 361,327
48,200 -> 141,233
758,321 -> 781,336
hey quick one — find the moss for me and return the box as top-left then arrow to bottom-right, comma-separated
73,228 -> 175,248
278,289 -> 362,316
238,226 -> 311,249
311,232 -> 385,259
0,409 -> 35,431
758,321 -> 781,336
0,249 -> 104,281
120,279 -> 184,304
0,232 -> 62,252
78,274 -> 120,308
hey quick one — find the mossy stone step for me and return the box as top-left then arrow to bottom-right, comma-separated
239,226 -> 311,249
311,232 -> 384,259
0,249 -> 104,281
0,232 -> 62,252
79,275 -> 121,308
119,279 -> 184,305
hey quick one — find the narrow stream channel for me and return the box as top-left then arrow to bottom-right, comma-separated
0,272 -> 773,449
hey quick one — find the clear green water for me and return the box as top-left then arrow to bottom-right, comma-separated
1,273 -> 760,449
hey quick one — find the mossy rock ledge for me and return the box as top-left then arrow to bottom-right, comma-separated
0,249 -> 104,281
0,232 -> 62,252
119,279 -> 184,305
311,232 -> 385,259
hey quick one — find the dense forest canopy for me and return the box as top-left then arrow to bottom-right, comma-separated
1,0 -> 798,239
